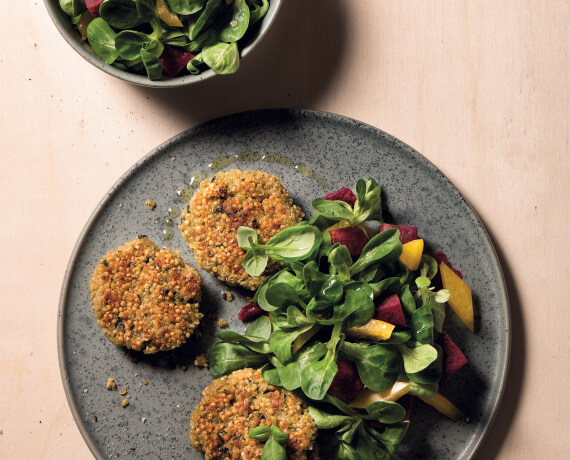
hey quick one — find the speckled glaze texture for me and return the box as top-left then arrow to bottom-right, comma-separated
59,109 -> 510,459
43,0 -> 282,88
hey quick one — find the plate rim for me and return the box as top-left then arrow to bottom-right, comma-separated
57,108 -> 511,460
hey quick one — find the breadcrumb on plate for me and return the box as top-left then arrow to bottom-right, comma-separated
194,354 -> 208,368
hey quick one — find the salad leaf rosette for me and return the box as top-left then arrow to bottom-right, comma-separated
209,178 -> 473,458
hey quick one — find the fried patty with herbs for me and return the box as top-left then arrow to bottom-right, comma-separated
179,170 -> 304,290
190,368 -> 318,460
90,236 -> 203,354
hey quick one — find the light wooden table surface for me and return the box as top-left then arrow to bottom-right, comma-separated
1,1 -> 568,459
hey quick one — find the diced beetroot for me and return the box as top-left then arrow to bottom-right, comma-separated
379,223 -> 418,244
238,302 -> 265,323
434,251 -> 463,279
327,360 -> 364,402
329,227 -> 368,258
436,333 -> 468,383
374,294 -> 407,327
86,0 -> 105,17
160,46 -> 195,78
324,187 -> 357,207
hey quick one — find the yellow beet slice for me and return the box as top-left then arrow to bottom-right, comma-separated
399,239 -> 424,271
439,262 -> 474,332
292,323 -> 323,353
419,393 -> 464,421
76,10 -> 94,40
349,382 -> 411,408
345,319 -> 395,341
323,219 -> 352,234
157,0 -> 184,27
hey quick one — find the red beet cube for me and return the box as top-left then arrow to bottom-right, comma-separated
324,187 -> 357,207
329,226 -> 368,258
86,0 -> 105,17
434,251 -> 463,279
160,46 -> 195,78
327,360 -> 364,402
436,333 -> 468,383
374,294 -> 407,327
379,223 -> 418,244
238,302 -> 265,323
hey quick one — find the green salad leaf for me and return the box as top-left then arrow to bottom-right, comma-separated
59,0 -> 85,16
237,224 -> 322,276
249,422 -> 289,460
165,0 -> 207,15
87,18 -> 120,64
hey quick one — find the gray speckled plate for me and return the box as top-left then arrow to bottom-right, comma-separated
58,109 -> 509,460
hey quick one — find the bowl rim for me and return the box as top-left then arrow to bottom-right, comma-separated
43,0 -> 283,88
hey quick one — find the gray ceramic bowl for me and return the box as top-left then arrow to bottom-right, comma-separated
44,0 -> 282,87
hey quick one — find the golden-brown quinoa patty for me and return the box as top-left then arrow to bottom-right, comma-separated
90,236 -> 203,354
179,170 -> 304,290
190,368 -> 318,460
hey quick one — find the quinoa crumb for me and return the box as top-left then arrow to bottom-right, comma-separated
119,387 -> 128,396
194,354 -> 208,368
92,416 -> 98,422
207,313 -> 217,320
180,364 -> 188,371
145,199 -> 156,210
106,378 -> 117,390
221,290 -> 233,301
121,399 -> 129,408
217,318 -> 228,329
143,379 -> 149,385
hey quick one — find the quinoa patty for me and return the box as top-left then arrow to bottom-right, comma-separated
90,236 -> 203,354
190,368 -> 318,460
179,170 -> 304,290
